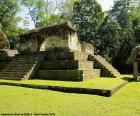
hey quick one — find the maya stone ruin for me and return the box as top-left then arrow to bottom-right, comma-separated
127,45 -> 140,81
0,22 -> 120,81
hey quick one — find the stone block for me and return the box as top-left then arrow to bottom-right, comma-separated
36,69 -> 100,81
40,60 -> 93,70
36,70 -> 83,81
45,50 -> 89,61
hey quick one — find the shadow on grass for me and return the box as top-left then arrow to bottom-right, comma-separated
122,77 -> 140,82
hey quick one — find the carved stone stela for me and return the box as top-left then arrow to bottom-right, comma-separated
127,46 -> 140,81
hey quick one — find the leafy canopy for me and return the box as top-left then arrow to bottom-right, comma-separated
72,0 -> 104,44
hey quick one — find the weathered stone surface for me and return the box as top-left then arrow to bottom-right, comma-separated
88,55 -> 121,77
0,53 -> 45,80
127,45 -> 140,64
40,60 -> 93,70
36,69 -> 100,81
127,45 -> 140,81
45,50 -> 89,61
18,22 -> 77,53
36,70 -> 83,81
0,61 -> 9,71
35,49 -> 100,81
0,26 -> 10,49
0,49 -> 18,63
18,38 -> 38,54
18,22 -> 94,54
80,41 -> 94,55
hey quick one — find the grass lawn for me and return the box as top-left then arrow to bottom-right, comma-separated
0,75 -> 131,90
0,75 -> 140,116
0,82 -> 140,116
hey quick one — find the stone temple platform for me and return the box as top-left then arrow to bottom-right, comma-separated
0,22 -> 120,81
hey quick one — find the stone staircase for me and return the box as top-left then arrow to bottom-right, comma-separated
88,55 -> 120,77
0,50 -> 11,71
0,53 -> 45,80
35,50 -> 101,81
0,50 -> 120,81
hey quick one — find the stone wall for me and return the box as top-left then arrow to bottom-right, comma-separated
18,22 -> 95,55
40,36 -> 69,51
18,38 -> 38,54
68,32 -> 94,54
68,32 -> 80,51
80,41 -> 94,55
0,50 -> 15,71
18,31 -> 95,55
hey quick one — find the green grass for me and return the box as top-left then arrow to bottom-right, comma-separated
0,82 -> 140,116
1,74 -> 140,116
0,75 -> 131,90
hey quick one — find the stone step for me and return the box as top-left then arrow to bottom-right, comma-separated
0,62 -> 9,71
6,64 -> 34,67
4,67 -> 32,71
83,69 -> 100,77
7,63 -> 34,67
10,61 -> 36,64
6,64 -> 35,67
83,69 -> 100,80
5,67 -> 32,71
0,76 -> 21,80
89,55 -> 120,77
35,69 -> 100,81
40,60 -> 93,70
15,55 -> 39,58
15,56 -> 39,58
15,54 -> 42,59
0,71 -> 26,74
0,72 -> 26,76
12,59 -> 38,62
45,51 -> 89,61
2,69 -> 28,72
0,53 -> 44,80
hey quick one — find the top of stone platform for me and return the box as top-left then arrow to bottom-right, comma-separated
19,22 -> 76,39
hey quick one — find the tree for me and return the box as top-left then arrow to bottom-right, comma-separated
109,0 -> 140,73
20,0 -> 47,28
97,15 -> 121,63
72,0 -> 104,45
0,0 -> 21,49
110,0 -> 129,28
20,0 -> 68,27
44,0 -> 63,26
61,0 -> 78,21
115,27 -> 135,73
110,0 -> 140,28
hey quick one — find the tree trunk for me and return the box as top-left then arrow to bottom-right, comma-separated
133,61 -> 139,81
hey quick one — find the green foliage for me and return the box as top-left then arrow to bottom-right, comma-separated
97,15 -> 121,63
115,28 -> 135,72
20,0 -> 68,27
20,0 -> 47,28
71,0 -> 140,73
72,0 -> 104,44
110,0 -> 129,28
61,0 -> 78,21
0,0 -> 22,49
109,0 -> 140,73
45,15 -> 62,26
0,0 -> 20,24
